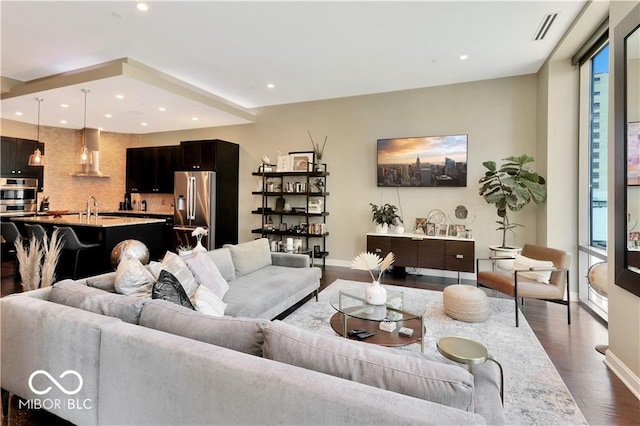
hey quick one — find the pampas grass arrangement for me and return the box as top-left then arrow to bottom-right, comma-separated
15,236 -> 43,291
41,229 -> 63,287
14,229 -> 63,290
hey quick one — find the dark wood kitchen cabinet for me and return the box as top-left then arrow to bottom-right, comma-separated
126,145 -> 179,193
1,136 -> 45,191
179,139 -> 237,171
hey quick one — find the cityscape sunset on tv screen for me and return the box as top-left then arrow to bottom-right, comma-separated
377,134 -> 468,187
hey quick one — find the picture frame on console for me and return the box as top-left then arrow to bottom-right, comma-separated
414,217 -> 428,234
426,222 -> 436,236
437,224 -> 448,237
289,151 -> 315,172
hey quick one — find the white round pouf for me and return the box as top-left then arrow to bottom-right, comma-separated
443,285 -> 489,322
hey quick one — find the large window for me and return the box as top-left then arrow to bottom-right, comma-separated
578,40 -> 609,319
589,44 -> 609,250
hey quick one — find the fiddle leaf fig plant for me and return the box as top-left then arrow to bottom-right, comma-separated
478,154 -> 546,248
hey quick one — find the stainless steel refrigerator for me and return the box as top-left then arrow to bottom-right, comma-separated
173,171 -> 216,250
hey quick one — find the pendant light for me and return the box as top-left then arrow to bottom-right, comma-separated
79,88 -> 93,166
28,97 -> 45,166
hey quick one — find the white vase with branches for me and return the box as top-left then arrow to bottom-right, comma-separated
351,251 -> 395,305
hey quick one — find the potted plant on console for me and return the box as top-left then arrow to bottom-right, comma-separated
369,203 -> 403,234
478,154 -> 547,267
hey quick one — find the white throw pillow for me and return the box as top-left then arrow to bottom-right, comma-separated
511,254 -> 555,284
193,285 -> 226,317
114,258 -> 155,296
159,251 -> 199,299
186,252 -> 229,299
227,238 -> 272,277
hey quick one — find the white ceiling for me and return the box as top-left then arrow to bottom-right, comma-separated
1,1 -> 586,134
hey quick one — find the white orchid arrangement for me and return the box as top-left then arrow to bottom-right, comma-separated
351,251 -> 395,282
191,227 -> 208,244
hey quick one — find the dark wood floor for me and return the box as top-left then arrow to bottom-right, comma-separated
2,263 -> 639,425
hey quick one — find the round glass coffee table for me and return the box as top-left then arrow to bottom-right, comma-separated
329,289 -> 425,352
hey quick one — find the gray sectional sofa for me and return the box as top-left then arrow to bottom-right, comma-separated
0,238 -> 505,425
86,238 -> 322,320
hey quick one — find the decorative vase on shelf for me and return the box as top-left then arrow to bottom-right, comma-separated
366,280 -> 387,305
394,224 -> 405,234
375,223 -> 389,234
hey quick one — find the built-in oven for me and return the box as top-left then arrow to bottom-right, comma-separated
0,178 -> 38,216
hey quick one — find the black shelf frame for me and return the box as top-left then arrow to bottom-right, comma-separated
252,167 -> 329,268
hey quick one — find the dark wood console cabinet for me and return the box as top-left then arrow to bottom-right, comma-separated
367,234 -> 475,274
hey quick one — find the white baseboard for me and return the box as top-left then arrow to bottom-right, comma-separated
605,349 -> 640,401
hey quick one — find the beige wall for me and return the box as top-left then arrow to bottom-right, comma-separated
2,74 -> 541,270
144,74 -> 540,269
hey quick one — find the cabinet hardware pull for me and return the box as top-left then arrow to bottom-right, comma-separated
456,254 -> 463,259
375,248 -> 381,253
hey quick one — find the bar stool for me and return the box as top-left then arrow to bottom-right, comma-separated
1,222 -> 25,280
24,223 -> 46,242
56,227 -> 101,279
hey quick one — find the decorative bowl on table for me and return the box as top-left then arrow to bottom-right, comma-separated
46,210 -> 69,218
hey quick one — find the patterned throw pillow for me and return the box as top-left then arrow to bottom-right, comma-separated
152,270 -> 195,310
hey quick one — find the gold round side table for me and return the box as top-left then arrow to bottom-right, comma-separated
437,336 -> 504,404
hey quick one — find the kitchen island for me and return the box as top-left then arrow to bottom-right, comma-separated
12,214 -> 169,277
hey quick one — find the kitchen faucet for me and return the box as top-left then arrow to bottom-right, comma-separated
87,196 -> 98,218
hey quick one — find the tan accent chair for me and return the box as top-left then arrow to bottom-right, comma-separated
476,244 -> 571,327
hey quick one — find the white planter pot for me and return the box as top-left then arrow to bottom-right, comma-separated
489,245 -> 522,270
365,280 -> 387,305
394,224 -> 405,234
375,223 -> 389,234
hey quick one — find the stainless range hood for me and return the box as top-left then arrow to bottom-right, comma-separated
71,128 -> 110,178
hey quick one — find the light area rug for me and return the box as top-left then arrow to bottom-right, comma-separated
283,279 -> 587,426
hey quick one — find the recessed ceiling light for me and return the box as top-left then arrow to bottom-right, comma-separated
105,114 -> 112,118
158,107 -> 166,112
459,54 -> 469,60
136,3 -> 148,12
60,104 -> 69,108
115,94 -> 124,99
15,111 -> 23,116
267,83 -> 275,89
141,122 -> 148,126
60,120 -> 67,124
192,117 -> 199,121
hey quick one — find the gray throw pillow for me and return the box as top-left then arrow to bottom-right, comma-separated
50,280 -> 148,324
206,248 -> 236,282
227,238 -> 272,277
86,272 -> 117,292
262,321 -> 475,412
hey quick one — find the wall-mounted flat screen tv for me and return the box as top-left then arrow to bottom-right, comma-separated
377,134 -> 468,187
